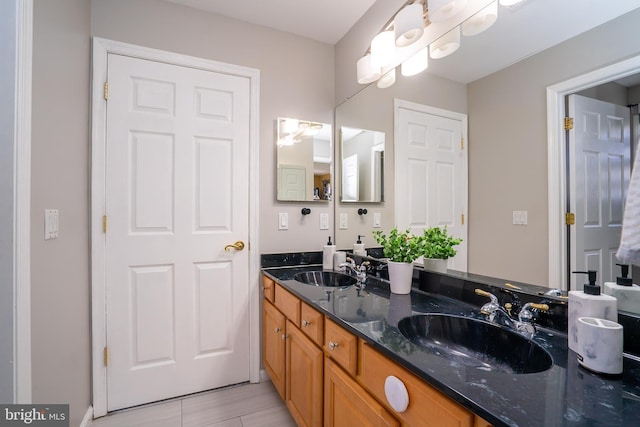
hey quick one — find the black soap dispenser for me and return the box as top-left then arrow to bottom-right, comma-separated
567,270 -> 618,353
603,263 -> 640,312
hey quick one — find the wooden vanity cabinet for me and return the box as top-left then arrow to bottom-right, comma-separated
358,340 -> 492,427
325,358 -> 399,427
263,299 -> 286,399
262,282 -> 323,427
261,275 -> 492,427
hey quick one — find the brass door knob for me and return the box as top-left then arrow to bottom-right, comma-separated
224,240 -> 245,252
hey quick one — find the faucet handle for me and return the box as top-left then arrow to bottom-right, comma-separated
518,302 -> 549,323
475,288 -> 491,297
529,303 -> 549,312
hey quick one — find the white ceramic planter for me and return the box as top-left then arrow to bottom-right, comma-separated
387,261 -> 414,294
424,258 -> 447,273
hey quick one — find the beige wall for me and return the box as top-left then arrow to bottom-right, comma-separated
32,0 -> 91,425
467,8 -> 640,285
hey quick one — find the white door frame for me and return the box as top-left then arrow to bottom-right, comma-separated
9,0 -> 33,404
547,54 -> 640,291
90,38 -> 261,417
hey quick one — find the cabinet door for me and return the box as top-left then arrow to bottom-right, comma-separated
262,275 -> 275,303
359,341 -> 474,427
325,358 -> 399,427
286,320 -> 323,427
263,300 -> 286,400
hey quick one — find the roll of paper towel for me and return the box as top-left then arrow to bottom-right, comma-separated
576,316 -> 623,375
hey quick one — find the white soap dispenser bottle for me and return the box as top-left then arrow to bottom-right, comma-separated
568,270 -> 617,353
353,235 -> 366,256
604,263 -> 640,313
323,236 -> 336,270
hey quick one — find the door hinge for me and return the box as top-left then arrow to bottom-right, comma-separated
461,137 -> 465,150
564,117 -> 574,130
102,215 -> 107,233
103,347 -> 109,366
565,212 -> 575,225
103,81 -> 109,100
461,214 -> 465,225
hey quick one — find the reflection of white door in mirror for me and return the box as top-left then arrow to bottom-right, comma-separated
278,165 -> 306,201
568,94 -> 631,291
395,100 -> 468,272
340,127 -> 385,202
342,154 -> 359,202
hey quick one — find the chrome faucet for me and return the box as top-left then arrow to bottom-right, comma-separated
475,289 -> 549,336
340,257 -> 370,288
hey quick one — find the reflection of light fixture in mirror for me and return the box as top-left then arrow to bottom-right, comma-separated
377,68 -> 396,89
401,46 -> 429,76
395,3 -> 425,47
430,26 -> 461,59
428,0 -> 468,23
357,53 -> 381,84
462,1 -> 497,36
281,118 -> 299,134
371,30 -> 396,68
304,122 -> 324,136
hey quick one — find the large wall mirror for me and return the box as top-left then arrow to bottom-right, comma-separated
276,117 -> 332,202
340,127 -> 385,202
334,4 -> 640,315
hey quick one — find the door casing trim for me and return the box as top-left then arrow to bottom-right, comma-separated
547,54 -> 640,291
90,37 -> 260,417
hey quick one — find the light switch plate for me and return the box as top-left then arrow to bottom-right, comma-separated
319,213 -> 329,230
373,212 -> 381,228
45,209 -> 59,240
512,210 -> 528,225
278,212 -> 289,230
339,213 -> 348,230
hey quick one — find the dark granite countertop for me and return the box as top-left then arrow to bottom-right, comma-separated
262,264 -> 640,427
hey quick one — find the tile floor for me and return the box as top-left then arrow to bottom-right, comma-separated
88,381 -> 297,427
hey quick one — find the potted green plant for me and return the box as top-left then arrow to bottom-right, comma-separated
421,226 -> 462,273
372,228 -> 425,294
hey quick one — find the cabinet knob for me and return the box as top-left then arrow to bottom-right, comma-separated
281,334 -> 289,340
328,341 -> 339,350
274,327 -> 281,333
302,320 -> 311,327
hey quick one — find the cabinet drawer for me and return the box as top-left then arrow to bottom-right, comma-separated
275,284 -> 300,326
300,302 -> 324,346
358,341 -> 474,427
324,318 -> 357,376
262,275 -> 275,303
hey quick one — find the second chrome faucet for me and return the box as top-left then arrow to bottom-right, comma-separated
475,289 -> 549,336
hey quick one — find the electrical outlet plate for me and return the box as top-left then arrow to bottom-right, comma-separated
45,209 -> 59,239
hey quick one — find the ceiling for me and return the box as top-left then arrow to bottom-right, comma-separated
164,0 -> 640,83
162,0 -> 377,45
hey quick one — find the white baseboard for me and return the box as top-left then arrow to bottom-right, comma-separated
79,406 -> 93,427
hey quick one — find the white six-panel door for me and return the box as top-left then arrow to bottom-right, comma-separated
104,53 -> 251,410
395,100 -> 468,272
568,94 -> 630,290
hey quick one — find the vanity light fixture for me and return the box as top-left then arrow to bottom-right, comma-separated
429,26 -> 461,59
428,0 -> 468,23
357,53 -> 381,84
461,1 -> 497,36
402,46 -> 429,76
357,0 -> 525,88
394,3 -> 425,47
371,30 -> 396,68
377,68 -> 397,88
